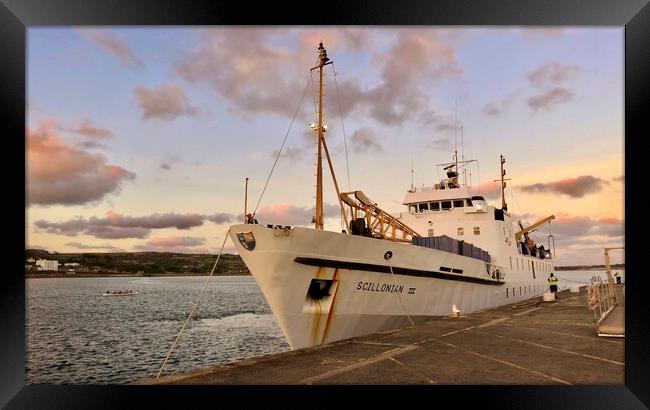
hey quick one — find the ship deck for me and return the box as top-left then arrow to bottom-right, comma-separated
134,285 -> 625,385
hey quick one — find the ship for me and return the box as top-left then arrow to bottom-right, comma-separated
228,43 -> 557,350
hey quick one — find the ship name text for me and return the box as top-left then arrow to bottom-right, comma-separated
356,281 -> 404,294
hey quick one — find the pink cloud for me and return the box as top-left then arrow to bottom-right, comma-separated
73,119 -> 113,139
519,175 -> 608,198
27,121 -> 135,206
133,84 -> 198,121
528,62 -> 581,88
175,28 -> 461,128
527,87 -> 574,111
552,215 -> 623,239
77,28 -> 142,67
34,210 -> 235,239
351,128 -> 382,153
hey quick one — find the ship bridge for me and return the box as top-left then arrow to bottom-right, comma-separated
403,186 -> 489,215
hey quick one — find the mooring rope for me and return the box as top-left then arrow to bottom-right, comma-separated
251,77 -> 311,218
156,229 -> 231,379
385,255 -> 415,326
555,275 -> 592,285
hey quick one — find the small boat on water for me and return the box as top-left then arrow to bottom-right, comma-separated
102,290 -> 139,297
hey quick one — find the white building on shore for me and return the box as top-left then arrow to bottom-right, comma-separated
35,259 -> 59,271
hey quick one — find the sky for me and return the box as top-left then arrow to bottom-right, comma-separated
26,27 -> 624,265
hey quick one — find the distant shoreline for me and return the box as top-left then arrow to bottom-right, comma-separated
25,272 -> 250,279
555,265 -> 624,271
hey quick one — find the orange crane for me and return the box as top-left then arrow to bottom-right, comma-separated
515,215 -> 555,254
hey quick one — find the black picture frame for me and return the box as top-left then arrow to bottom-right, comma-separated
4,0 -> 648,408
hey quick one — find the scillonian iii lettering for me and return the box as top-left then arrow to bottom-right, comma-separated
356,282 -> 404,294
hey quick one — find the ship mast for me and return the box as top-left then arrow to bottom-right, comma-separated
311,42 -> 332,230
498,154 -> 510,211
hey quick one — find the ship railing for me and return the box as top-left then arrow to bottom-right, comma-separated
587,276 -> 618,326
484,262 -> 506,282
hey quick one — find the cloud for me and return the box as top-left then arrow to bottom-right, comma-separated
176,29 -> 306,119
143,236 -> 206,248
207,213 -> 236,224
551,215 -> 624,239
159,156 -> 180,171
35,219 -> 150,239
175,28 -> 460,128
65,242 -> 124,251
519,175 -> 608,198
77,140 -> 107,150
254,203 -> 340,226
77,28 -> 142,67
528,62 -> 581,88
72,119 -> 113,139
527,87 -> 574,111
427,138 -> 450,150
34,210 -> 210,239
298,28 -> 371,52
526,62 -> 580,112
133,84 -> 198,121
103,209 -> 204,229
482,93 -> 518,117
27,121 -> 135,206
351,128 -> 382,154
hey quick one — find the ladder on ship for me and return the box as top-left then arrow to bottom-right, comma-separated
340,190 -> 421,243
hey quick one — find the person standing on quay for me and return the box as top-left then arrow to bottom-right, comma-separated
548,272 -> 559,297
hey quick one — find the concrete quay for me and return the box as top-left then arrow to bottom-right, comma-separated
134,286 -> 624,385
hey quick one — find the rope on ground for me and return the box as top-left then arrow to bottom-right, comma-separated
385,254 -> 415,326
156,229 -> 231,379
251,77 -> 310,218
555,275 -> 592,285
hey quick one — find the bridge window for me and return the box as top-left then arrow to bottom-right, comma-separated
453,200 -> 464,208
457,227 -> 464,236
430,202 -> 440,211
473,226 -> 480,235
418,203 -> 429,212
409,204 -> 417,213
466,199 -> 473,206
441,201 -> 452,210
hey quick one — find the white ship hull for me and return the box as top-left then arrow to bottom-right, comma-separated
229,224 -> 551,350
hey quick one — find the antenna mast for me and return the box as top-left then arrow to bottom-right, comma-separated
493,155 -> 511,211
461,125 -> 465,185
410,158 -> 415,192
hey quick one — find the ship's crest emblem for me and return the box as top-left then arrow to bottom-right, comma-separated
236,231 -> 256,251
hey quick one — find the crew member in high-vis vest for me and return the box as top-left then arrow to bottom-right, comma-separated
548,272 -> 558,295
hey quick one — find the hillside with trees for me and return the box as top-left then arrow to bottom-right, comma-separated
25,249 -> 249,276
